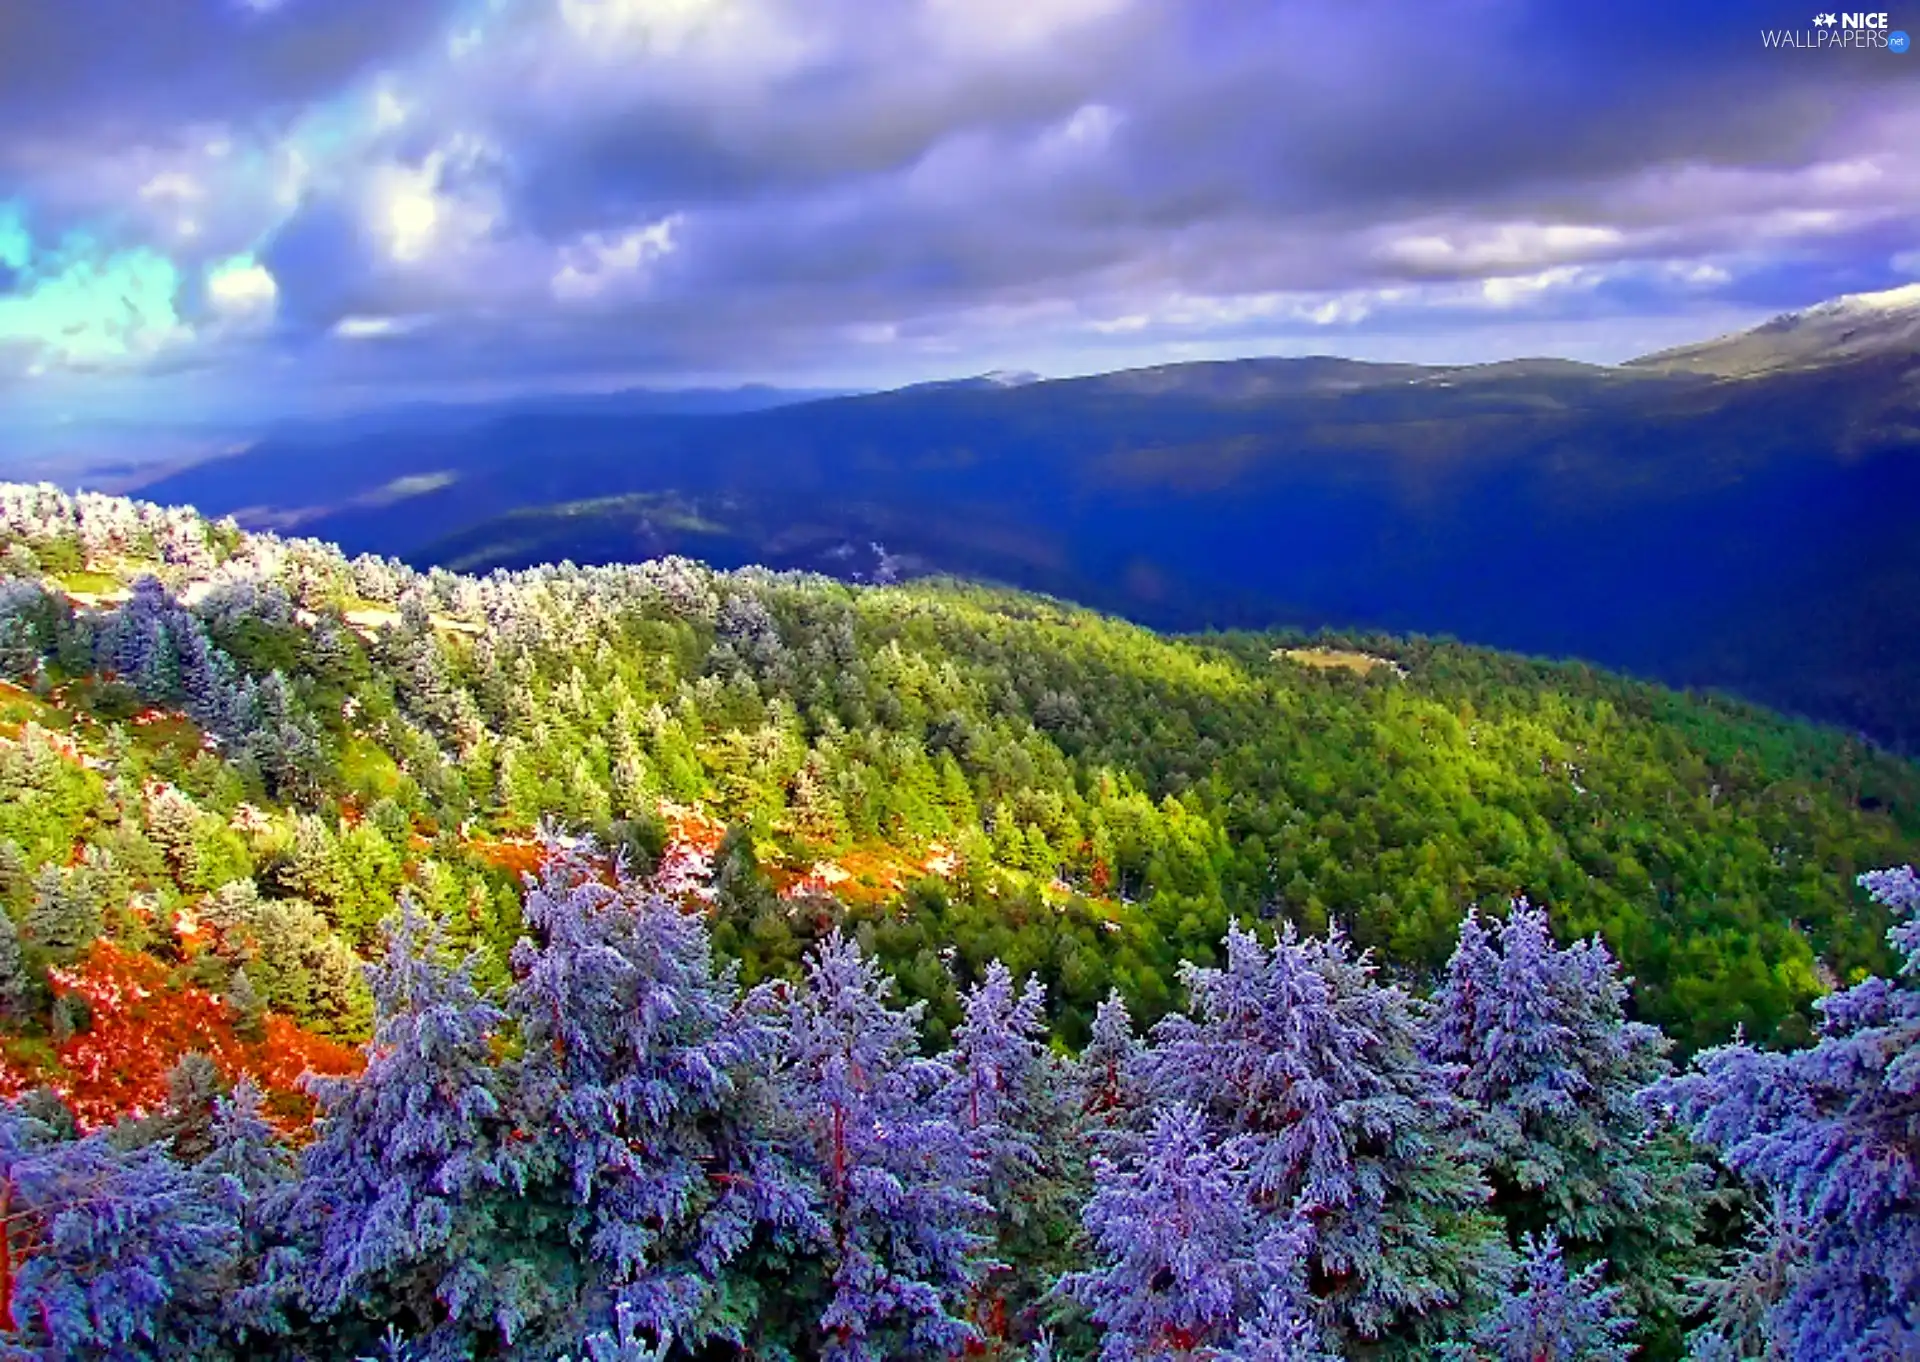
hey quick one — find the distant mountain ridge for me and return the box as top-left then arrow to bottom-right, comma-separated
1628,282 -> 1920,377
134,292 -> 1920,748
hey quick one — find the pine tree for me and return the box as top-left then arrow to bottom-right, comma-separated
290,900 -> 522,1361
764,929 -> 989,1361
1654,865 -> 1920,1361
1058,1103 -> 1329,1360
0,908 -> 29,1024
1075,989 -> 1142,1118
1140,922 -> 1508,1348
503,839 -> 810,1353
0,1099 -> 240,1358
201,1078 -> 302,1350
1452,1234 -> 1635,1362
228,966 -> 267,1042
945,963 -> 1079,1341
134,1052 -> 228,1164
1425,901 -> 1705,1329
24,863 -> 100,958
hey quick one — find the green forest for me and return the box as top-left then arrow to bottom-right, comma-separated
0,480 -> 1912,1068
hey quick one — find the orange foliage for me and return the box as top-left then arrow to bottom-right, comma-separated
0,942 -> 362,1134
467,836 -> 549,878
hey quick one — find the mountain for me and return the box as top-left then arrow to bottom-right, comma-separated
1628,282 -> 1920,377
132,297 -> 1920,748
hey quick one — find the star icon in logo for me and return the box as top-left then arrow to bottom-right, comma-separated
1813,12 -> 1838,24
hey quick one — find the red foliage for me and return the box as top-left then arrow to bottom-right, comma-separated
0,941 -> 362,1134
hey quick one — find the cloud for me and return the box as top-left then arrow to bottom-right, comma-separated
332,315 -> 416,339
4,0 -> 1920,409
205,255 -> 279,322
552,216 -> 681,301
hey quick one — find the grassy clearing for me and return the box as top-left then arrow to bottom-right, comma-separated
1274,646 -> 1407,678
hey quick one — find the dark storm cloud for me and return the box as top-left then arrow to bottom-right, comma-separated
0,0 -> 460,148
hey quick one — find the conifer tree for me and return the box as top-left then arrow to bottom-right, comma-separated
1075,989 -> 1143,1119
1656,865 -> 1920,1361
24,863 -> 100,958
1452,1234 -> 1635,1362
0,907 -> 29,1024
764,930 -> 988,1361
193,1077 -> 304,1352
1059,1103 -> 1330,1360
228,966 -> 267,1042
1141,922 -> 1508,1348
0,1099 -> 239,1358
504,839 -> 811,1353
290,900 -> 525,1361
945,963 -> 1079,1341
1425,900 -> 1705,1329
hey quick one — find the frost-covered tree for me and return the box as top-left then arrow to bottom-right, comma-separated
290,900 -> 524,1361
946,963 -> 1080,1342
0,908 -> 28,1024
1450,1234 -> 1635,1362
24,862 -> 101,958
503,839 -> 812,1353
1076,989 -> 1143,1119
1059,1103 -> 1330,1360
1425,901 -> 1704,1327
199,1078 -> 303,1350
0,1100 -> 239,1358
1655,865 -> 1920,1361
1141,922 -> 1508,1348
764,930 -> 988,1361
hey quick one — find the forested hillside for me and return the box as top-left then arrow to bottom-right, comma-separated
0,483 -> 1916,1358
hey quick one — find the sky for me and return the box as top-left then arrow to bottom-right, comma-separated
1,0 -> 1918,429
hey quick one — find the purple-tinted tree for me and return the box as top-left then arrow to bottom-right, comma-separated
289,900 -> 531,1362
1654,865 -> 1920,1361
1058,1103 -> 1331,1360
945,963 -> 1080,1342
1141,922 -> 1508,1348
200,1079 -> 303,1350
1448,1233 -> 1634,1362
0,1100 -> 239,1359
505,838 -> 815,1353
763,929 -> 989,1361
1425,900 -> 1705,1330
1075,989 -> 1143,1120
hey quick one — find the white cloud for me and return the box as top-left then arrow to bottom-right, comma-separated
1382,222 -> 1625,274
923,0 -> 1130,52
372,86 -> 411,132
365,145 -> 500,265
206,256 -> 278,320
1478,265 -> 1596,308
333,315 -> 410,339
551,216 -> 681,300
138,172 -> 202,202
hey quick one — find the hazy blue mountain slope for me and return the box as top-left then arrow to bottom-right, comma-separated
135,346 -> 1920,747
